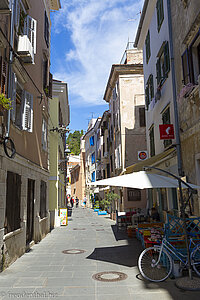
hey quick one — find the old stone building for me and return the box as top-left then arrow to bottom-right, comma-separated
0,0 -> 61,270
171,0 -> 200,215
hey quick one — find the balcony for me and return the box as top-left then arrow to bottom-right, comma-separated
17,35 -> 34,63
0,0 -> 10,12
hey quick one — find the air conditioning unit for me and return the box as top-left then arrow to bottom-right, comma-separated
0,0 -> 10,12
17,36 -> 34,63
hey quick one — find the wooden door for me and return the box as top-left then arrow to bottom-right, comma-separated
26,179 -> 35,244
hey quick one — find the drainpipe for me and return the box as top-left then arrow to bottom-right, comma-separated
6,0 -> 15,138
167,0 -> 184,177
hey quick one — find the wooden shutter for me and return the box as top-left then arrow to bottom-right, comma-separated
150,74 -> 154,99
48,72 -> 53,98
10,72 -> 17,122
164,41 -> 170,76
24,16 -> 37,54
145,86 -> 149,109
22,91 -> 33,132
157,0 -> 164,31
181,49 -> 191,84
0,57 -> 8,95
145,31 -> 151,63
156,58 -> 161,85
44,11 -> 49,48
14,0 -> 20,32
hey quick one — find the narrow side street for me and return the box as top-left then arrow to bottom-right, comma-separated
0,208 -> 199,300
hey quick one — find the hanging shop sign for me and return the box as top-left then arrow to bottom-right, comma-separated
159,124 -> 175,140
60,208 -> 68,226
138,151 -> 148,161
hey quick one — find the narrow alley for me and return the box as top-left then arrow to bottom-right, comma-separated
0,208 -> 199,300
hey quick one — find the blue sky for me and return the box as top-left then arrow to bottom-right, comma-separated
50,0 -> 144,133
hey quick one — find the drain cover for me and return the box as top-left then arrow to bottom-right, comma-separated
62,249 -> 86,254
73,228 -> 86,230
96,229 -> 105,231
92,271 -> 127,282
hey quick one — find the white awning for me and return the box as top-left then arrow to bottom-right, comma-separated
90,171 -> 200,190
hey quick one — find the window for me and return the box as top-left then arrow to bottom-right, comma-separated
162,106 -> 172,148
91,171 -> 95,182
127,188 -> 141,201
5,171 -> 21,234
22,91 -> 33,132
23,16 -> 37,54
149,125 -> 155,157
90,136 -> 94,146
42,118 -> 47,150
182,31 -> 200,85
156,41 -> 170,86
40,180 -> 47,219
43,59 -> 48,93
44,11 -> 49,48
156,0 -> 164,32
139,107 -> 146,127
91,152 -> 95,164
145,30 -> 151,64
11,80 -> 33,132
0,56 -> 8,95
145,74 -> 154,109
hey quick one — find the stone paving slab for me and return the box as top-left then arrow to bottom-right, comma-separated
0,207 -> 200,300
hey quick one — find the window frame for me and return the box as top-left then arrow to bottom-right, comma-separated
156,0 -> 164,32
156,41 -> 170,87
162,106 -> 172,148
145,30 -> 151,64
149,125 -> 155,157
145,74 -> 154,109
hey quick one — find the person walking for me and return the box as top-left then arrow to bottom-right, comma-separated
70,196 -> 74,208
75,196 -> 79,208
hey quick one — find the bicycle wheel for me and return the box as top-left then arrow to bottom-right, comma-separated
138,246 -> 173,282
191,243 -> 200,276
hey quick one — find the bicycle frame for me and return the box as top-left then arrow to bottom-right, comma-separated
156,237 -> 196,268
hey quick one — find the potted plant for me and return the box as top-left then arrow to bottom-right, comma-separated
0,94 -> 12,116
99,192 -> 119,212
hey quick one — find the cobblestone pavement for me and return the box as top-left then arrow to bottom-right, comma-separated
0,208 -> 200,300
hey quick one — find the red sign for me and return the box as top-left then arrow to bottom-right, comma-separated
159,124 -> 175,140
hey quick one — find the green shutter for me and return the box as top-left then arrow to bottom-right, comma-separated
145,86 -> 149,109
164,41 -> 170,76
150,74 -> 154,99
145,31 -> 151,63
157,0 -> 164,32
156,58 -> 161,85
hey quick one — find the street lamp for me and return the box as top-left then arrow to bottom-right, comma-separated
64,147 -> 71,206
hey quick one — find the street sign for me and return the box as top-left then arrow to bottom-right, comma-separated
159,124 -> 175,140
60,208 -> 68,226
138,151 -> 148,161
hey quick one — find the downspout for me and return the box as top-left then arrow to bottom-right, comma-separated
6,0 -> 15,138
166,0 -> 184,177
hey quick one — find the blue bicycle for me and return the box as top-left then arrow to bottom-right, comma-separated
138,235 -> 200,282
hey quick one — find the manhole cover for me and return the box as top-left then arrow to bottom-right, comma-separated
92,271 -> 127,282
96,229 -> 105,231
62,249 -> 86,254
73,228 -> 86,230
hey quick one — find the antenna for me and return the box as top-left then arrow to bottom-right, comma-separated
90,112 -> 95,118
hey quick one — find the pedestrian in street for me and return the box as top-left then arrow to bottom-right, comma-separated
70,196 -> 74,208
75,196 -> 79,208
83,196 -> 87,208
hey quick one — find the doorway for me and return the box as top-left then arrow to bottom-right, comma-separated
26,179 -> 35,244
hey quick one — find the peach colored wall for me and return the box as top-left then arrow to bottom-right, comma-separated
10,0 -> 50,170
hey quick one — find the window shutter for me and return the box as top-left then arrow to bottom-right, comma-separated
0,58 -> 8,95
156,0 -> 160,31
150,74 -> 154,99
24,16 -> 37,54
145,31 -> 151,63
181,49 -> 191,84
22,91 -> 33,132
164,41 -> 170,76
145,86 -> 149,109
156,58 -> 161,85
14,0 -> 20,31
10,72 -> 17,122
